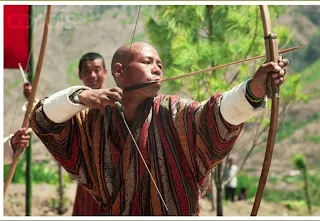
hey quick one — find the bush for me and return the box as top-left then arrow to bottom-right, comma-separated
236,173 -> 259,199
4,155 -> 72,185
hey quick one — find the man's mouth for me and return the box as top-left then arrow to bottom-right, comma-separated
124,80 -> 161,92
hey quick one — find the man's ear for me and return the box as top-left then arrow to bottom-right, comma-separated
113,62 -> 123,78
78,72 -> 82,80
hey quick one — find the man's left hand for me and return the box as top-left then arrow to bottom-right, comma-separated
250,55 -> 289,98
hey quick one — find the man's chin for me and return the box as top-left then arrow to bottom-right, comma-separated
149,90 -> 159,98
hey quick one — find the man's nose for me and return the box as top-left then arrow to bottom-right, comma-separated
88,71 -> 97,78
152,65 -> 162,76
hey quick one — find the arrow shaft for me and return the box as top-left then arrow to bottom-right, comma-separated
160,46 -> 299,83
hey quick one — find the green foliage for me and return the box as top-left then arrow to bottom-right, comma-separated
236,172 -> 259,199
305,135 -> 320,143
4,155 -> 72,185
292,153 -> 307,171
145,5 -> 305,117
283,200 -> 306,211
281,73 -> 309,104
265,172 -> 320,206
50,196 -> 69,214
263,188 -> 305,202
287,34 -> 320,72
283,173 -> 303,183
276,113 -> 320,142
67,60 -> 81,86
299,59 -> 320,88
269,174 -> 280,184
236,172 -> 320,207
147,6 -> 286,96
264,188 -> 306,202
4,155 -> 25,183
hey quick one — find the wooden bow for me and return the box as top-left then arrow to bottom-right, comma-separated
4,5 -> 51,197
251,5 -> 280,216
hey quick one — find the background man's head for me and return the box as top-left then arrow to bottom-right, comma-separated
111,42 -> 163,98
78,52 -> 107,89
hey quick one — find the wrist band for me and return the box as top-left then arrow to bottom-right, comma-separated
69,89 -> 85,104
246,79 -> 263,102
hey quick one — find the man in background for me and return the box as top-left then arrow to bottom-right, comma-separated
224,157 -> 238,202
71,52 -> 107,215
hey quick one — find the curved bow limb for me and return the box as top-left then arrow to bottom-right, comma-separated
4,5 -> 51,197
251,5 -> 280,216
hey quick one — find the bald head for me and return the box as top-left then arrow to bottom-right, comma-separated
111,42 -> 158,75
111,42 -> 163,96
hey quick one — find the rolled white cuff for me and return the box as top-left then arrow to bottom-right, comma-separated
43,86 -> 91,123
4,134 -> 14,165
220,80 -> 267,125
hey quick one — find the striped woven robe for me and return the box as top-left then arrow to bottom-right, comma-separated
30,93 -> 242,215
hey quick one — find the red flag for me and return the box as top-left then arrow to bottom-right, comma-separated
4,5 -> 30,70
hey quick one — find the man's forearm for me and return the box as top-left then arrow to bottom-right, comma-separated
220,80 -> 267,126
43,86 -> 91,123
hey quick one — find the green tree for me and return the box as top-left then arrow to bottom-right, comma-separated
146,6 -> 292,100
291,153 -> 312,214
145,5 -> 304,216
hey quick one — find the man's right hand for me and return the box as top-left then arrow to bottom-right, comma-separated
10,127 -> 33,151
79,87 -> 123,112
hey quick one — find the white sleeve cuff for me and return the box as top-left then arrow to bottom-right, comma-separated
4,134 -> 14,165
43,86 -> 91,123
220,80 -> 267,125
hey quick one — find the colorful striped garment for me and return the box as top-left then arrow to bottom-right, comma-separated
72,184 -> 101,215
30,93 -> 242,215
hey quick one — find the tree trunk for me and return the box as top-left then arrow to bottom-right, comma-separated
303,168 -> 312,214
216,164 -> 223,216
210,173 -> 215,211
57,164 -> 65,215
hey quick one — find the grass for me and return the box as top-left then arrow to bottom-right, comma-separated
305,135 -> 320,143
276,112 -> 320,143
238,172 -> 320,207
300,60 -> 320,88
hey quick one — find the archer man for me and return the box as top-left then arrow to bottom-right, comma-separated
30,42 -> 288,215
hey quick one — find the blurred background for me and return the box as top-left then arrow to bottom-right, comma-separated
3,4 -> 320,216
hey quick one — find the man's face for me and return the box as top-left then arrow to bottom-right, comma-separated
79,58 -> 106,89
122,44 -> 163,98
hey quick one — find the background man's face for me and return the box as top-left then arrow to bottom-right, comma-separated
79,58 -> 106,89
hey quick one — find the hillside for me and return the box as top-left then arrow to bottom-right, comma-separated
3,5 -> 320,216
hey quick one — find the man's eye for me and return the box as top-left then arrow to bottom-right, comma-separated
158,65 -> 163,70
143,60 -> 151,64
